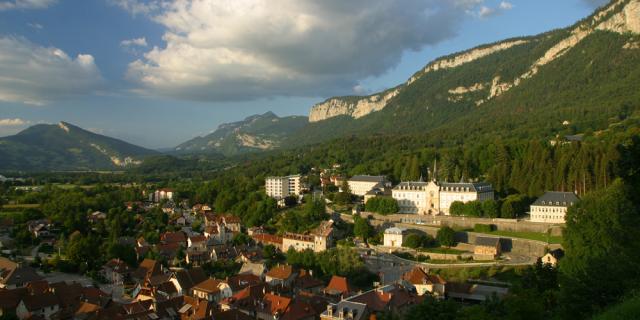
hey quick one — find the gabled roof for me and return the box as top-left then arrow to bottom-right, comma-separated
266,265 -> 295,280
160,231 -> 186,244
347,284 -> 422,312
402,267 -> 446,285
532,191 -> 579,207
295,270 -> 324,290
281,300 -> 318,320
225,274 -> 262,292
21,292 -> 59,310
173,267 -> 207,293
324,276 -> 353,296
474,237 -> 500,247
323,301 -> 367,320
239,261 -> 267,277
193,278 -> 223,294
252,233 -> 283,245
259,293 -> 291,316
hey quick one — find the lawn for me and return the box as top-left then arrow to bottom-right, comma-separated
419,247 -> 468,254
472,230 -> 563,244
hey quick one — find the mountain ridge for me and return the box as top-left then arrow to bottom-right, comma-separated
174,111 -> 308,156
0,121 -> 158,171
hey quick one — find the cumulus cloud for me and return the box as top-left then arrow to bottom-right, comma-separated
28,22 -> 43,30
0,37 -> 104,105
0,118 -> 30,126
0,0 -> 56,10
499,1 -> 513,10
478,1 -> 513,18
121,0 -> 490,101
121,37 -> 148,47
108,0 -> 167,16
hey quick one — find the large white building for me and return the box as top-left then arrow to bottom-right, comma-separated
282,220 -> 334,253
438,182 -> 494,215
530,191 -> 579,223
392,181 -> 429,214
391,180 -> 493,215
265,174 -> 302,199
348,175 -> 387,197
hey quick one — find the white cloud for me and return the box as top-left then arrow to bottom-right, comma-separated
108,0 -> 167,16
118,0 -> 491,102
0,0 -> 56,10
0,37 -> 104,105
478,1 -> 513,18
28,22 -> 43,29
121,37 -> 148,47
499,1 -> 513,10
478,6 -> 495,17
0,118 -> 30,126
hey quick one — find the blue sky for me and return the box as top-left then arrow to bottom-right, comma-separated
0,0 -> 606,148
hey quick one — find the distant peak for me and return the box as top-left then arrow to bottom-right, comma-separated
58,122 -> 71,133
262,111 -> 277,117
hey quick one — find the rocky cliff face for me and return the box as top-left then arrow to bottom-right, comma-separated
308,89 -> 400,122
307,0 -> 640,123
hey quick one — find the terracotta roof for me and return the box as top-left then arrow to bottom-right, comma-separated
266,265 -> 294,280
221,283 -> 268,310
348,285 -> 422,313
193,278 -> 223,294
281,301 -> 317,320
189,235 -> 207,243
252,233 -> 283,245
225,274 -> 262,292
75,301 -> 101,315
161,231 -> 187,244
259,293 -> 291,316
133,259 -> 161,281
212,309 -> 253,320
21,292 -> 59,310
402,267 -> 446,285
324,276 -> 353,296
295,270 -> 324,290
173,267 -> 208,293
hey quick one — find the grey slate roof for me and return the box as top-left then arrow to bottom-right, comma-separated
323,301 -> 368,320
532,192 -> 579,207
474,237 -> 500,247
349,175 -> 386,183
439,182 -> 493,193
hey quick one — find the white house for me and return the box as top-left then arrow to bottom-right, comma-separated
530,191 -> 579,223
348,175 -> 387,197
265,174 -> 302,199
383,227 -> 407,248
438,182 -> 494,215
150,188 -> 174,203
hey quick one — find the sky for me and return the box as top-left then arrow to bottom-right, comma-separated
0,0 -> 608,149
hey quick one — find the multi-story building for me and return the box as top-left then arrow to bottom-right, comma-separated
149,188 -> 174,203
265,174 -> 302,199
348,175 -> 387,197
392,181 -> 428,214
529,191 -> 579,223
282,220 -> 334,253
438,182 -> 494,215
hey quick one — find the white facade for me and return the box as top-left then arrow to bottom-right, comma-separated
438,182 -> 494,215
530,191 -> 579,224
348,175 -> 386,197
392,182 -> 428,214
383,227 -> 406,248
265,174 -> 302,199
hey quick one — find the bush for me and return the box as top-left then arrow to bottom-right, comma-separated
365,197 -> 399,215
449,201 -> 466,216
437,226 -> 456,247
474,224 -> 495,233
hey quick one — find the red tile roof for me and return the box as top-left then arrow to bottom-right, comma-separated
260,293 -> 291,316
266,265 -> 294,280
252,233 -> 283,245
324,276 -> 353,296
193,278 -> 223,294
402,267 -> 446,286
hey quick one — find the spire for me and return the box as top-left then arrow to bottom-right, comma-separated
432,159 -> 438,182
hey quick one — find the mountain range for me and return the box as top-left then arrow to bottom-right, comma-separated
1,0 -> 639,171
0,122 -> 157,171
174,112 -> 307,156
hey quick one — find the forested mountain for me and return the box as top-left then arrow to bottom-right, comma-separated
175,112 -> 308,156
0,122 -> 157,171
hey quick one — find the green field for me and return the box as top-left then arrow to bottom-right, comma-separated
419,247 -> 468,255
479,230 -> 564,244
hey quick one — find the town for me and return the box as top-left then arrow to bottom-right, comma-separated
0,167 -> 573,320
